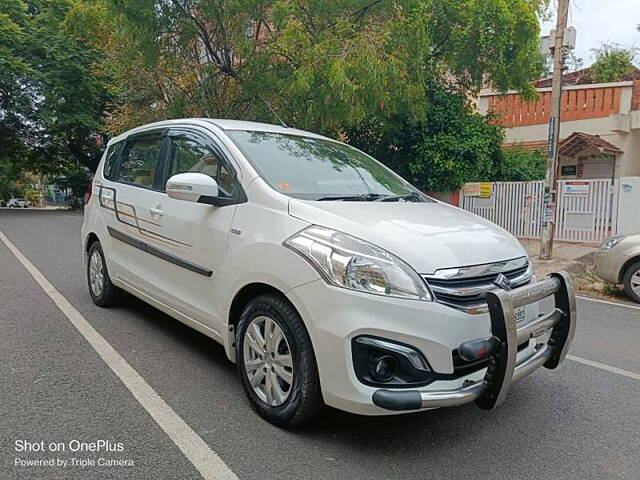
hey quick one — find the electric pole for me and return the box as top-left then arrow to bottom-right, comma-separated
539,0 -> 570,260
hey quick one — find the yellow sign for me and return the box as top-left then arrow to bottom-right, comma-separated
479,182 -> 492,198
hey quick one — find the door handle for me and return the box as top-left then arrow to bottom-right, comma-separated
149,207 -> 163,217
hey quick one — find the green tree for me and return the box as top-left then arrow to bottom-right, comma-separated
346,85 -> 508,192
0,0 -> 111,173
347,88 -> 546,191
591,43 -> 637,83
69,0 -> 546,135
0,159 -> 25,202
0,1 -> 35,168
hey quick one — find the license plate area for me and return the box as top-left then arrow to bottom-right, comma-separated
477,273 -> 576,410
515,302 -> 539,327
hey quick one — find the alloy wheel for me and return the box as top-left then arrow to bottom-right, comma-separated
89,250 -> 105,297
243,316 -> 294,407
631,269 -> 640,296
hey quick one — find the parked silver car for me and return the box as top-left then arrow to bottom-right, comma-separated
595,234 -> 640,303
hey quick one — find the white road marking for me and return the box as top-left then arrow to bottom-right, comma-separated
576,295 -> 640,311
0,230 -> 238,480
567,355 -> 640,381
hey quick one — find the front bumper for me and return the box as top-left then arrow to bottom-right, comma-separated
594,249 -> 623,284
371,272 -> 576,411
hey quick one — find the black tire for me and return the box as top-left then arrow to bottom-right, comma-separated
236,293 -> 322,427
87,240 -> 123,307
622,262 -> 640,304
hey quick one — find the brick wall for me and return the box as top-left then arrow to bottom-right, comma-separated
487,86 -> 623,127
632,80 -> 640,110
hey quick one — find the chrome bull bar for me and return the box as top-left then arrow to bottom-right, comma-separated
372,272 -> 576,411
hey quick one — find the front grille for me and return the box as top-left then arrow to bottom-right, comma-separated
423,257 -> 533,314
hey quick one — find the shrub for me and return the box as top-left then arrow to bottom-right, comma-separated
496,147 -> 546,182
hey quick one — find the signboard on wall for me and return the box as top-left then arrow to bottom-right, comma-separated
462,182 -> 481,196
561,165 -> 577,176
565,211 -> 594,231
462,182 -> 493,198
563,181 -> 590,196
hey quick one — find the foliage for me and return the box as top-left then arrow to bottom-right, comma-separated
0,0 -> 112,174
2,0 -> 547,193
591,43 -> 637,83
0,0 -> 35,170
603,282 -> 624,298
53,164 -> 92,207
68,0 -> 546,135
496,147 -> 546,182
347,88 -> 547,191
346,86 -> 508,192
0,159 -> 26,201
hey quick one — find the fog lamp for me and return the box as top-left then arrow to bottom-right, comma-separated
370,355 -> 397,382
352,336 -> 433,387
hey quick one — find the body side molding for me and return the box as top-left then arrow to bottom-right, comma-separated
107,226 -> 213,277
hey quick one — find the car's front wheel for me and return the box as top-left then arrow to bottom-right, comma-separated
87,241 -> 123,307
236,293 -> 322,427
623,262 -> 640,303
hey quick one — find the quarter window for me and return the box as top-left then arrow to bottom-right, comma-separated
117,136 -> 163,188
168,137 -> 237,197
103,142 -> 123,180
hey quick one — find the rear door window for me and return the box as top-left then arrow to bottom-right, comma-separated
117,136 -> 163,189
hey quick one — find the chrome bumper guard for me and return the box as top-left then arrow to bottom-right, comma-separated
372,272 -> 576,411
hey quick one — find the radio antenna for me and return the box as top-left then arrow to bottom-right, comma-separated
258,94 -> 288,128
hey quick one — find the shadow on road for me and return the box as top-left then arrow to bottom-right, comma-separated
116,289 -> 575,463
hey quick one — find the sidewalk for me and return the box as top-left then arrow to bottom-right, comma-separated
519,238 -> 629,300
520,238 -> 596,278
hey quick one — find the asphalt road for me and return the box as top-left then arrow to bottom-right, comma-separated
1,210 -> 639,480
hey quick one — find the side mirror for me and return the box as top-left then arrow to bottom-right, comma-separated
166,173 -> 219,205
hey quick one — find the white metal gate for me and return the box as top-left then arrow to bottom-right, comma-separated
461,178 -> 617,243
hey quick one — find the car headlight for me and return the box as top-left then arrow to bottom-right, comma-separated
284,226 -> 432,301
600,236 -> 624,251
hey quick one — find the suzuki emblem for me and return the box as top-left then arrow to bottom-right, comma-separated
493,273 -> 512,291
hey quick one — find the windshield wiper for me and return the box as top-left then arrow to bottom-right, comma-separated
374,192 -> 422,202
316,193 -> 385,201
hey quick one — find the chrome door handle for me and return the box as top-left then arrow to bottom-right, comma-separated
149,207 -> 163,217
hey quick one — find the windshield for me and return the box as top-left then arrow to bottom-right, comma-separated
228,130 -> 428,201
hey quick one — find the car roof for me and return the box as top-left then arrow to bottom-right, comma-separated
108,118 -> 331,146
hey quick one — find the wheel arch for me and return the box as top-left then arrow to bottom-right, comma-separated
226,282 -> 311,362
619,256 -> 640,283
84,232 -> 100,253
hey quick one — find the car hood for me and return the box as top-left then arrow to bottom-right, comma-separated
288,199 -> 527,274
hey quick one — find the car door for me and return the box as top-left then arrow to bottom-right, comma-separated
101,130 -> 171,296
144,127 -> 243,332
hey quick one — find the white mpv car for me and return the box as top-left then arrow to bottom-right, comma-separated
82,119 -> 576,426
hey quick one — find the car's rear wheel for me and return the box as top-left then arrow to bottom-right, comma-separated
236,293 -> 322,427
623,262 -> 640,303
87,241 -> 123,307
